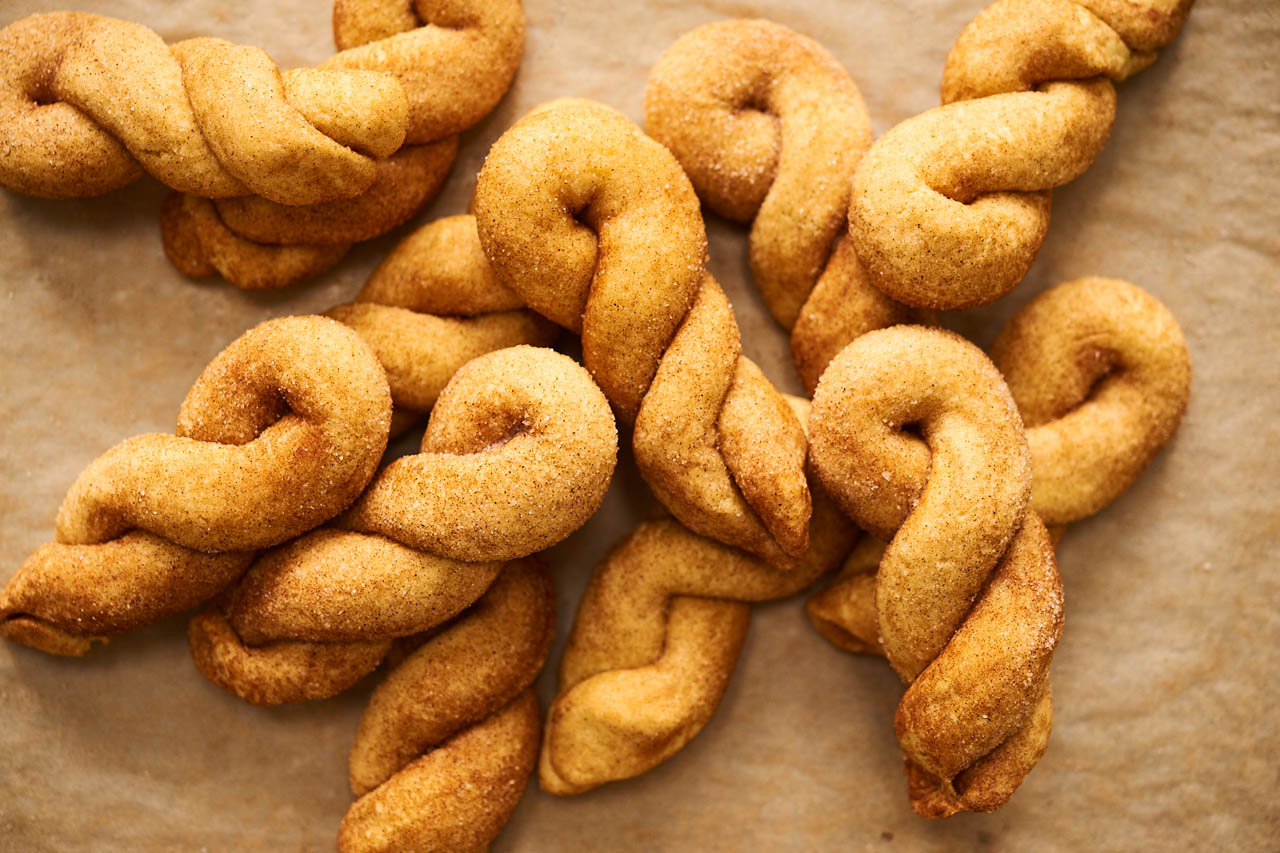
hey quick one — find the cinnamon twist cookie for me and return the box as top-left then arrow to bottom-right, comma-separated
810,326 -> 1064,817
541,431 -> 858,794
850,0 -> 1194,310
645,19 -> 914,393
474,98 -> 812,569
0,12 -> 408,202
158,0 -> 525,289
807,277 -> 1190,652
0,316 -> 392,657
340,557 -> 552,852
188,345 -> 616,705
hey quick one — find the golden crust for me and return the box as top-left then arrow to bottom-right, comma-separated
849,0 -> 1193,310
809,326 -> 1063,816
474,97 -> 812,567
991,277 -> 1192,524
0,12 -> 407,202
0,315 -> 392,656
644,19 -> 915,392
189,346 -> 616,705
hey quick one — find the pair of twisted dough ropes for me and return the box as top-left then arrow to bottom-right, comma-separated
162,0 -> 526,290
809,325 -> 1064,818
188,344 -> 616,705
645,19 -> 914,394
0,316 -> 393,657
850,0 -> 1194,311
341,556 -> 552,852
474,97 -> 815,570
807,276 -> 1191,652
541,398 -> 858,794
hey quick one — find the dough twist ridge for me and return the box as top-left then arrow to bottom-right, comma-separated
541,427 -> 858,794
809,325 -> 1064,817
158,0 -> 525,289
644,19 -> 915,393
808,278 -> 1190,652
0,316 -> 393,657
188,345 -> 616,705
850,0 -> 1194,310
0,12 -> 409,203
474,98 -> 812,568
340,557 -> 553,852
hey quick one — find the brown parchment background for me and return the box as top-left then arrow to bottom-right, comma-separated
1,0 -> 1277,850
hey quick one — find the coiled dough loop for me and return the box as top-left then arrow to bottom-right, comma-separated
849,0 -> 1193,310
0,315 -> 393,656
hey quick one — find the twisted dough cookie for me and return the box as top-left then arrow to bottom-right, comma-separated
541,428 -> 858,794
0,316 -> 392,657
188,345 -> 616,705
807,277 -> 1191,652
340,557 -> 552,852
809,325 -> 1064,817
159,0 -> 525,289
850,0 -> 1194,310
0,12 -> 408,202
474,98 -> 812,569
645,19 -> 913,393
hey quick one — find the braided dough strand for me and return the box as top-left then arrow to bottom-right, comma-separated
474,98 -> 811,568
0,316 -> 392,656
189,345 -> 616,704
339,558 -> 552,852
810,326 -> 1063,816
0,12 -> 407,202
850,0 -> 1194,310
644,19 -> 915,393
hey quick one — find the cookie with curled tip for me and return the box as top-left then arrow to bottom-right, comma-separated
0,315 -> 392,657
474,97 -> 811,568
991,277 -> 1191,524
340,559 -> 552,852
807,278 -> 1191,655
327,214 -> 558,417
809,326 -> 1063,817
849,0 -> 1194,310
541,442 -> 857,795
0,12 -> 407,202
188,345 -> 615,704
644,19 -> 914,392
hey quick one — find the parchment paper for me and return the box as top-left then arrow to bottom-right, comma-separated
1,1 -> 1277,850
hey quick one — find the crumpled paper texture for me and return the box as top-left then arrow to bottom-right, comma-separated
1,0 -> 1276,850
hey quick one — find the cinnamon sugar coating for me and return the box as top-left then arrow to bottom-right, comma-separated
0,315 -> 392,656
849,0 -> 1194,310
810,326 -> 1063,816
474,97 -> 811,568
189,346 -> 615,704
645,19 -> 914,392
0,12 -> 407,202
